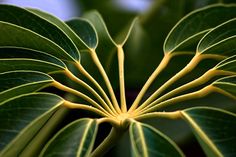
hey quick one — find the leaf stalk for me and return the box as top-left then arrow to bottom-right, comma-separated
117,45 -> 127,112
128,53 -> 172,112
64,69 -> 116,116
75,61 -> 118,114
89,49 -> 121,114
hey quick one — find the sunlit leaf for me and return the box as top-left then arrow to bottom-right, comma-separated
164,4 -> 236,54
129,121 -> 184,157
0,71 -> 53,103
0,5 -> 80,61
0,93 -> 63,156
181,107 -> 236,157
40,118 -> 98,157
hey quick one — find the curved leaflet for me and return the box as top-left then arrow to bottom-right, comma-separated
0,93 -> 63,156
40,118 -> 98,157
181,107 -> 236,157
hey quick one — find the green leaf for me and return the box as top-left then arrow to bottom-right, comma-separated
164,4 -> 236,54
27,8 -> 89,51
0,4 -> 80,61
77,0 -> 136,37
0,93 -> 63,156
82,11 -> 116,66
0,71 -> 53,103
20,107 -> 69,157
197,18 -> 236,56
215,55 -> 236,73
114,17 -> 139,46
181,107 -> 236,157
0,58 -> 65,74
212,75 -> 236,98
0,48 -> 66,68
129,121 -> 184,157
40,118 -> 98,157
81,11 -> 138,86
0,21 -> 75,62
66,18 -> 98,49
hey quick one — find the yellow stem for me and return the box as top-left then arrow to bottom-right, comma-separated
64,69 -> 116,116
89,49 -> 121,113
97,118 -> 120,127
136,53 -> 204,111
138,85 -> 213,114
75,61 -> 118,114
136,69 -> 233,112
52,81 -> 114,117
134,111 -> 181,121
211,86 -> 236,99
128,53 -> 172,112
117,45 -> 127,112
63,100 -> 110,117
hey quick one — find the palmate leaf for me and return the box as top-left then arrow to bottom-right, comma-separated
0,71 -> 53,103
181,107 -> 236,157
0,4 -> 79,61
164,4 -> 236,54
40,118 -> 98,157
212,75 -> 236,98
0,2 -> 236,157
129,121 -> 184,157
0,93 -> 64,157
197,18 -> 236,56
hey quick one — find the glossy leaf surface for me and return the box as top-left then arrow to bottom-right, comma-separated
41,119 -> 98,157
0,93 -> 63,156
27,8 -> 89,51
213,76 -> 236,98
129,121 -> 184,157
66,18 -> 98,49
0,59 -> 65,74
215,55 -> 236,73
198,18 -> 236,56
164,4 -> 236,54
0,5 -> 79,61
0,21 -> 75,62
0,48 -> 66,68
0,71 -> 53,103
181,107 -> 236,157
